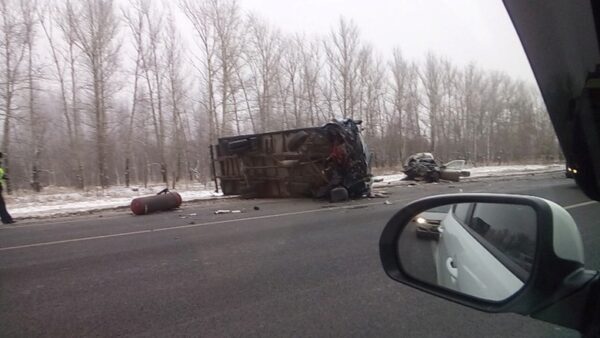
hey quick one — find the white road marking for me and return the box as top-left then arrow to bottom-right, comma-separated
1,214 -> 125,229
564,201 -> 597,210
0,199 -> 403,252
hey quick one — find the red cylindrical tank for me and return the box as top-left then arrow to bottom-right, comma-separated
130,191 -> 182,215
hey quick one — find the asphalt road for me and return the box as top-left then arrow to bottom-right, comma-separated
1,173 -> 597,337
398,220 -> 440,286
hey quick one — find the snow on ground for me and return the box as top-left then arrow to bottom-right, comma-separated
4,163 -> 564,219
7,183 -> 223,219
373,163 -> 564,186
468,164 -> 564,176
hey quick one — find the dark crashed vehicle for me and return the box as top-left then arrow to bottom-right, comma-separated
403,153 -> 441,182
403,152 -> 470,182
212,118 -> 372,201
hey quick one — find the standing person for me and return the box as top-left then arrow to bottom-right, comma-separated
0,152 -> 14,224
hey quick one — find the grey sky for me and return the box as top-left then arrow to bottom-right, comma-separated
238,0 -> 536,82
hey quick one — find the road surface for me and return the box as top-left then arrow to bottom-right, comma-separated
0,173 -> 595,337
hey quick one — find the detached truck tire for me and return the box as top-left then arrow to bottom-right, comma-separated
130,191 -> 182,215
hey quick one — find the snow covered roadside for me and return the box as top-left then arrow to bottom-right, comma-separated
4,164 -> 564,219
468,164 -> 564,177
6,183 -> 223,219
372,163 -> 564,186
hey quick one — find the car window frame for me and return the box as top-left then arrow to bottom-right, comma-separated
451,203 -> 474,224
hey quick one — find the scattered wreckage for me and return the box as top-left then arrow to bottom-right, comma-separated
403,153 -> 470,183
211,119 -> 373,202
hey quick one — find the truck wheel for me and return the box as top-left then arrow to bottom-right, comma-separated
330,187 -> 349,202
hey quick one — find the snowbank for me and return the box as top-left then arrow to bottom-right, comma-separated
372,163 -> 564,186
468,164 -> 563,176
6,183 -> 222,219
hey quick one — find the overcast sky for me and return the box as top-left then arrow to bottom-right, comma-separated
237,0 -> 536,83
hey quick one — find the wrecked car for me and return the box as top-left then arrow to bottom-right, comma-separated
403,153 -> 440,182
403,153 -> 470,182
211,119 -> 372,201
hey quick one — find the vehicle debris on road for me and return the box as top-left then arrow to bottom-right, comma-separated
214,209 -> 242,214
403,153 -> 470,183
211,118 -> 373,202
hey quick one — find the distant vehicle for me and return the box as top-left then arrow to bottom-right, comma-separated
566,162 -> 578,178
413,210 -> 446,240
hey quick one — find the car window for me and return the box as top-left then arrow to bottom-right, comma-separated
469,203 -> 537,275
452,203 -> 471,224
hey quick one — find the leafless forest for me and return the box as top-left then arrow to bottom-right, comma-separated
0,0 -> 559,192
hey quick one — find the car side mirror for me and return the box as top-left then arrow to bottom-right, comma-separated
379,193 -> 598,331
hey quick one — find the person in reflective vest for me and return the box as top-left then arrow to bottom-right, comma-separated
0,152 -> 14,224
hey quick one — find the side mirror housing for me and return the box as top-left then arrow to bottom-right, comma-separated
379,193 -> 597,331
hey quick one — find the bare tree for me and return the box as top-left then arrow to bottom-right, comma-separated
63,0 -> 85,188
40,1 -> 85,189
235,59 -> 256,132
20,0 -> 45,191
418,52 -> 443,153
405,63 -> 422,145
480,71 -> 506,163
324,17 -> 361,119
357,44 -> 385,137
0,0 -> 27,193
180,0 -> 219,142
213,0 -> 243,135
388,47 -> 409,161
163,8 -> 191,188
140,1 -> 168,184
245,14 -> 281,132
280,36 -> 301,128
459,62 -> 484,162
122,0 -> 145,187
70,0 -> 120,188
299,38 -> 323,126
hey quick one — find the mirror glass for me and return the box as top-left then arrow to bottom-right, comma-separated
397,203 -> 537,301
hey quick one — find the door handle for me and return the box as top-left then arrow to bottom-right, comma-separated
446,257 -> 458,279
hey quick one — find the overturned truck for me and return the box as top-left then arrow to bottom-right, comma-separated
211,119 -> 372,201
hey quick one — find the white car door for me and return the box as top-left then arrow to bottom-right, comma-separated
435,203 -> 531,301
